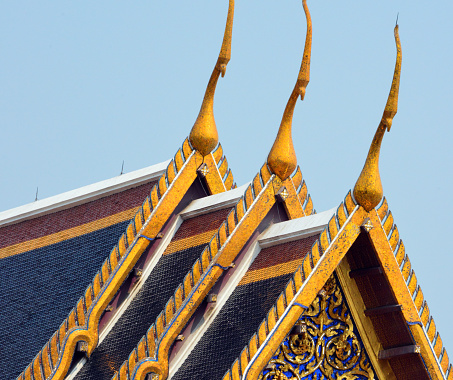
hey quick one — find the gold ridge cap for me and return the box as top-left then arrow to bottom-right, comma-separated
189,0 -> 234,157
353,24 -> 402,212
267,0 -> 312,181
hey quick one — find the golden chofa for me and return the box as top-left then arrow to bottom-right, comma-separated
189,0 -> 234,157
267,0 -> 312,181
353,24 -> 402,212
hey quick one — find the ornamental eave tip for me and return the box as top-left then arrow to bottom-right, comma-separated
189,0 -> 234,157
267,0 -> 311,181
353,23 -> 402,212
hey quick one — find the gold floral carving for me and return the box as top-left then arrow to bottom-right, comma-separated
260,276 -> 376,380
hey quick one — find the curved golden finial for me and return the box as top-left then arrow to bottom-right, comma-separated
353,23 -> 402,212
189,0 -> 234,157
267,0 -> 312,181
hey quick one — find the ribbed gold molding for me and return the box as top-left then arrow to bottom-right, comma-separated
189,0 -> 234,156
267,0 -> 311,181
353,24 -> 402,212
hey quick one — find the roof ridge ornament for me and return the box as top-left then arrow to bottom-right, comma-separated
353,22 -> 402,212
267,0 -> 312,181
189,0 -> 234,157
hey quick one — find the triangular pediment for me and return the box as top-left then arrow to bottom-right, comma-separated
13,139 -> 237,380
220,193 -> 450,380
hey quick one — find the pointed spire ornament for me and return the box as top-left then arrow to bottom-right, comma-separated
189,0 -> 234,157
353,23 -> 402,212
267,0 -> 312,181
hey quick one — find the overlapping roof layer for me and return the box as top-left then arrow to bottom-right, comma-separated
74,207 -> 233,380
3,1 -> 452,378
4,152 -> 452,380
0,168 -> 163,380
172,236 -> 319,380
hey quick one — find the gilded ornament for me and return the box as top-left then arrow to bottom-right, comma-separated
363,219 -> 373,233
198,163 -> 210,177
189,0 -> 234,156
353,24 -> 402,212
260,275 -> 376,380
267,0 -> 311,181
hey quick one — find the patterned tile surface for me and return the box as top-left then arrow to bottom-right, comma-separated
172,236 -> 318,380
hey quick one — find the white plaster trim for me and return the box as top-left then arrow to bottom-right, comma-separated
101,217 -> 182,344
0,160 -> 170,227
258,207 -> 337,248
168,176 -> 275,377
168,241 -> 262,379
180,183 -> 249,220
66,358 -> 86,380
210,152 -> 227,192
243,206 -> 360,379
66,214 -> 182,380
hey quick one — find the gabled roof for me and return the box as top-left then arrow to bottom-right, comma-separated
221,192 -> 452,380
106,163 -> 313,380
6,2 -> 450,380
13,1 -> 240,378
14,139 -> 236,380
1,162 -> 166,380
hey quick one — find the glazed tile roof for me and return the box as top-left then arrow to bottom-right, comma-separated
12,138 -> 237,380
4,154 -> 452,380
72,207 -> 233,380
1,163 -> 165,380
108,164 -> 313,380
220,193 -> 452,380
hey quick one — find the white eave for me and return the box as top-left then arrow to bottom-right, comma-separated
180,183 -> 249,220
258,207 -> 337,248
0,160 -> 170,227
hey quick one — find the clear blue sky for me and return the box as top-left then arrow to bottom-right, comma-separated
1,1 -> 452,359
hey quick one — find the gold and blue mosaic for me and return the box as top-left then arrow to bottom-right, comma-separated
260,275 -> 376,380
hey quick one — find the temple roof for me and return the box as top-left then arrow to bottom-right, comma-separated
2,3 -> 452,380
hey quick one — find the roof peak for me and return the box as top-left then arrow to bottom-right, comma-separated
267,0 -> 312,181
353,24 -> 402,212
189,0 -> 234,156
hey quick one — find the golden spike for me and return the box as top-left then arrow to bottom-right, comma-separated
189,0 -> 234,157
267,0 -> 312,181
353,24 -> 402,212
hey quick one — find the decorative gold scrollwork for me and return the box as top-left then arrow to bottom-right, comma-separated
260,275 -> 376,380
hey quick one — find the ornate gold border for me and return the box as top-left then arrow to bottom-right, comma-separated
368,208 -> 450,379
223,194 -> 452,380
219,192 -> 360,380
17,140 -> 235,380
110,165 -> 310,380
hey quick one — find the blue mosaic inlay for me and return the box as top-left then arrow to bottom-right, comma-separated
260,275 -> 377,380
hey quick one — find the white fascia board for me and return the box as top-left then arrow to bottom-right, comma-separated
0,160 -> 170,227
258,207 -> 337,248
180,183 -> 249,220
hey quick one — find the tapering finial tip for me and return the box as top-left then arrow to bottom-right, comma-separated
267,0 -> 311,180
188,0 -> 234,156
353,22 -> 402,212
